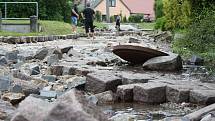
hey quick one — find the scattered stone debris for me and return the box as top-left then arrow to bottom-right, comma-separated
143,53 -> 182,71
85,71 -> 122,93
0,31 -> 214,121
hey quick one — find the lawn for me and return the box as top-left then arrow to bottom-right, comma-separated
94,22 -> 108,29
0,20 -> 84,36
0,20 -> 108,36
137,22 -> 155,30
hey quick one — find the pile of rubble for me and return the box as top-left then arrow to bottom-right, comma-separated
0,31 -> 214,121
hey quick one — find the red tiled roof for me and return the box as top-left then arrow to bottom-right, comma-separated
122,0 -> 155,18
122,0 -> 154,14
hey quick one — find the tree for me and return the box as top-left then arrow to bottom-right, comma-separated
0,0 -> 73,22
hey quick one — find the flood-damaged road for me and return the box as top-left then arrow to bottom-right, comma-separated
0,30 -> 214,121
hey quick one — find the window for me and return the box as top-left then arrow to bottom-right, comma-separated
109,0 -> 116,7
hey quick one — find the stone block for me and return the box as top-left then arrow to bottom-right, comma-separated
2,92 -> 25,105
41,75 -> 57,82
166,85 -> 190,103
86,71 -> 122,93
116,84 -> 138,102
143,53 -> 182,71
0,76 -> 10,91
34,47 -> 49,60
133,83 -> 166,103
39,90 -> 57,99
50,65 -> 64,76
190,90 -> 215,105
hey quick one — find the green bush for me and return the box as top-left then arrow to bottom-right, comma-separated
95,11 -> 102,22
154,0 -> 163,19
0,0 -> 72,22
122,16 -> 127,23
128,14 -> 143,23
154,17 -> 166,30
110,16 -> 115,23
162,0 -> 191,30
184,12 -> 215,52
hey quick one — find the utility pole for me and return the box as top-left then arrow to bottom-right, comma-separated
106,0 -> 110,23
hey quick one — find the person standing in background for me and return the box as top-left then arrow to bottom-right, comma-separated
71,3 -> 79,33
82,3 -> 95,39
115,15 -> 121,31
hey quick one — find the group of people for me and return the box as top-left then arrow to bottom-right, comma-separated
71,3 -> 95,39
71,2 -> 121,39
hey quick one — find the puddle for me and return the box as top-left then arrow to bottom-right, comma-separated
99,102 -> 203,121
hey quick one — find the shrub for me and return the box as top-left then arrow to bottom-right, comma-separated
110,16 -> 115,23
122,16 -> 127,23
128,14 -> 143,23
154,17 -> 166,30
95,11 -> 102,22
162,0 -> 191,30
184,11 -> 215,52
154,0 -> 163,19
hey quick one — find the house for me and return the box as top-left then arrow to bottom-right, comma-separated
90,0 -> 155,21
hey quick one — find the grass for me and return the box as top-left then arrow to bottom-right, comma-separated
0,20 -> 108,36
94,22 -> 108,29
137,22 -> 155,30
172,38 -> 215,71
0,31 -> 38,36
2,20 -> 30,24
0,20 -> 85,36
39,20 -> 73,35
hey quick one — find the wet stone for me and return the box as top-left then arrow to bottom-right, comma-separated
75,67 -> 93,76
190,55 -> 204,66
133,83 -> 166,104
61,46 -> 73,53
11,95 -> 52,121
17,51 -> 34,61
0,49 -> 7,57
162,117 -> 190,121
120,72 -> 151,84
13,80 -> 40,96
128,37 -> 141,43
37,36 -> 45,42
0,99 -> 15,120
5,50 -> 18,63
2,92 -> 25,105
143,53 -> 182,71
34,47 -> 49,60
116,84 -> 138,102
65,76 -> 86,89
10,85 -> 23,93
0,57 -> 8,66
166,85 -> 190,103
62,66 -> 76,75
86,72 -> 122,93
200,113 -> 215,121
41,75 -> 57,82
0,76 -> 10,91
190,90 -> 215,105
52,49 -> 63,59
185,103 -> 215,121
39,90 -> 57,99
29,64 -> 40,75
52,83 -> 65,92
53,89 -> 108,121
47,54 -> 59,66
95,91 -> 116,104
48,36 -> 54,41
50,65 -> 64,76
66,34 -> 76,39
